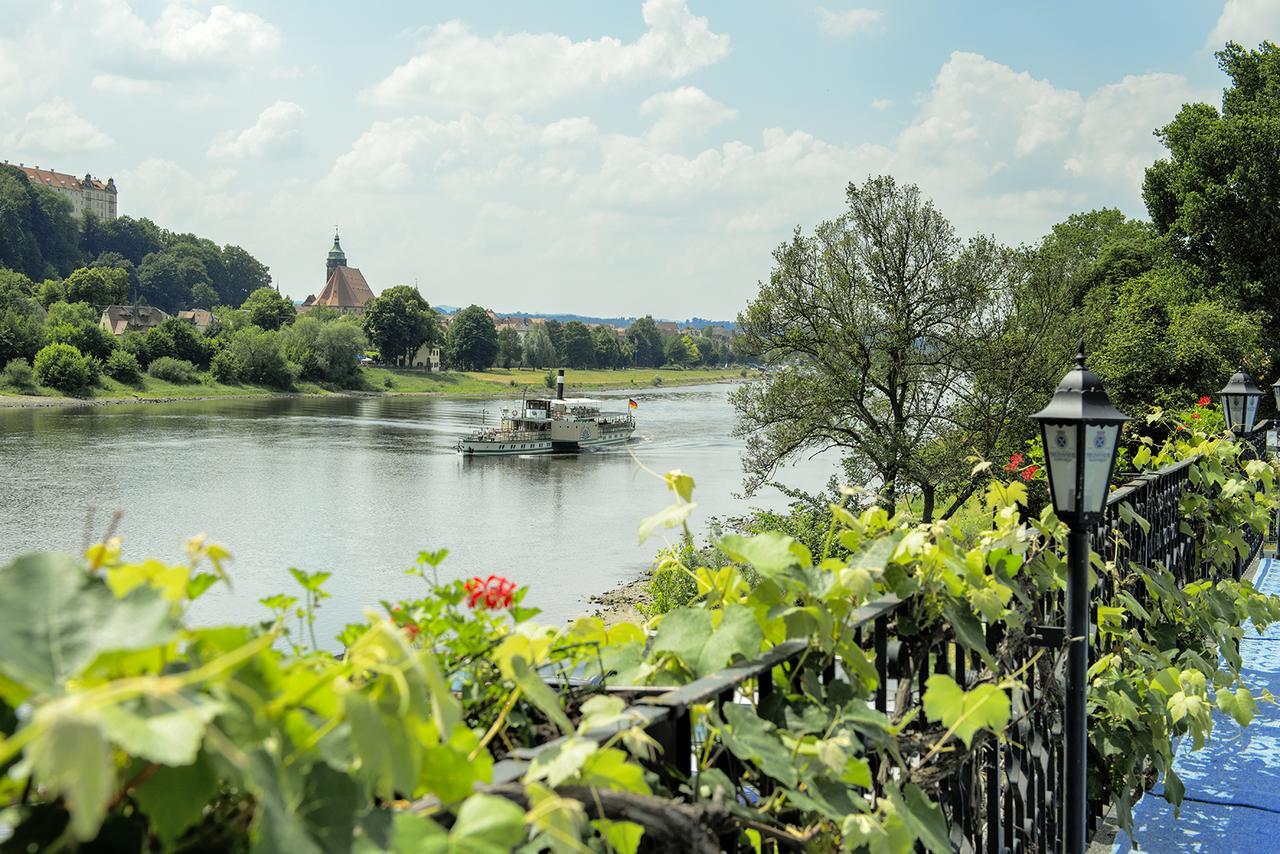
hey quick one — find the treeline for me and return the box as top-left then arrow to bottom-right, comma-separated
362,289 -> 746,373
0,164 -> 270,313
734,40 -> 1280,520
0,269 -> 362,393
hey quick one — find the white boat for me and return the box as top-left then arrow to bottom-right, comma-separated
457,370 -> 636,456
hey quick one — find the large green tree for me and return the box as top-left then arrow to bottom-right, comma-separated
137,249 -> 212,313
560,321 -> 595,369
732,176 -> 1050,520
1144,41 -> 1280,325
591,325 -> 623,369
63,267 -> 128,307
495,327 -> 522,368
522,324 -> 556,368
0,165 -> 82,279
361,286 -> 438,366
241,287 -> 296,331
626,316 -> 664,367
221,245 -> 271,305
445,305 -> 499,371
0,270 -> 44,367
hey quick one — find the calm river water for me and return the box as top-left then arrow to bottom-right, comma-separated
0,384 -> 832,641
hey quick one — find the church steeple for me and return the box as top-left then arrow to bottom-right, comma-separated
326,227 -> 347,281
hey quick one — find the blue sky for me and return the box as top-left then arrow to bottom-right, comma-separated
2,1 -> 1277,318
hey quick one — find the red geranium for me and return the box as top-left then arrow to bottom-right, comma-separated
1190,412 -> 1201,419
1197,395 -> 1211,406
1003,452 -> 1025,473
465,574 -> 517,610
1021,465 -> 1040,481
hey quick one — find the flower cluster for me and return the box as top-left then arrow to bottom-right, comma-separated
1003,452 -> 1040,481
465,574 -> 517,610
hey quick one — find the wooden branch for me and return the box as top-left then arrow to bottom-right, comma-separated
478,783 -> 733,853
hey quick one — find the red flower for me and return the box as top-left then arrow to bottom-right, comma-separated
405,623 -> 420,640
1176,424 -> 1187,432
1003,452 -> 1025,473
1021,465 -> 1040,481
1197,395 -> 1211,407
465,575 -> 517,610
1190,412 -> 1201,419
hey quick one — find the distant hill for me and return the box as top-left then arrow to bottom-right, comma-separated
432,305 -> 735,331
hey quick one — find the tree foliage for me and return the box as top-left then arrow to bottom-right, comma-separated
445,305 -> 499,371
560,320 -> 595,369
495,327 -> 522,369
522,324 -> 557,368
362,286 -> 437,366
32,342 -> 90,390
241,287 -> 296,331
626,316 -> 664,367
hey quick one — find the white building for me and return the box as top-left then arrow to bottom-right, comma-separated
7,162 -> 118,220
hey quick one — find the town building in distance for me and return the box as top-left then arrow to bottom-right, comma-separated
5,162 -> 118,220
299,230 -> 374,315
100,304 -> 169,336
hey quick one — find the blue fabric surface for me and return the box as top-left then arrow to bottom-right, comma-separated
1114,558 -> 1280,851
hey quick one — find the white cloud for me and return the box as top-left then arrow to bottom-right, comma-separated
208,100 -> 305,159
90,73 -> 160,95
119,158 -> 248,221
1207,0 -> 1280,48
4,99 -> 112,153
363,0 -> 730,112
816,7 -> 883,38
641,86 -> 736,144
870,98 -> 893,110
96,1 -> 281,72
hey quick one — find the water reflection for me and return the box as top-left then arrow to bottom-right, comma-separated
0,384 -> 833,641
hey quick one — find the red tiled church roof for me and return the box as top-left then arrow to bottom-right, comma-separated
313,266 -> 374,308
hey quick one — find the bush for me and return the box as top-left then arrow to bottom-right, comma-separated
211,348 -> 242,384
84,355 -> 102,386
147,356 -> 200,384
144,318 -> 210,368
1,358 -> 33,389
104,349 -> 142,384
33,343 -> 90,391
215,328 -> 295,388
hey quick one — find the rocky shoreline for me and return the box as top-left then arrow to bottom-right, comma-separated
586,574 -> 651,626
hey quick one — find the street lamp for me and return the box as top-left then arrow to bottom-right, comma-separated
1219,364 -> 1262,436
1031,343 -> 1129,854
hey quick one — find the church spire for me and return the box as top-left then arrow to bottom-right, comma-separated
326,226 -> 347,281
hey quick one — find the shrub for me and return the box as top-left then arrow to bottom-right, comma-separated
147,356 -> 200,384
33,343 -> 90,391
84,356 -> 102,386
1,358 -> 33,389
217,327 -> 295,388
104,349 -> 142,384
144,318 -> 210,368
652,375 -> 663,386
211,348 -> 242,384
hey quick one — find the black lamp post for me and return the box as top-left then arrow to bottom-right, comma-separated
1219,364 -> 1262,436
1031,344 -> 1129,854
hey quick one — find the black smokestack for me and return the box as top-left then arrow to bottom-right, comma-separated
556,368 -> 565,400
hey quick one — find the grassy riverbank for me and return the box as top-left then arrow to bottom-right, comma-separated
0,366 -> 750,408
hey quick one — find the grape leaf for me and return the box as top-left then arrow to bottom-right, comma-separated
448,793 -> 526,852
27,710 -> 114,841
133,754 -> 220,848
921,674 -> 1010,748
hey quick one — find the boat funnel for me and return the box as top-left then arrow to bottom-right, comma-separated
556,368 -> 565,400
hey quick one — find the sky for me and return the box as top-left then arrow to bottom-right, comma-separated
2,1 -> 1278,320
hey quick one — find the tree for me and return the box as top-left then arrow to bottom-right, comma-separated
445,305 -> 499,370
221,245 -> 271,306
44,300 -> 115,361
281,315 -> 365,384
1143,41 -> 1280,327
560,321 -> 595,369
591,326 -> 622,369
361,285 -> 438,366
522,324 -> 556,368
213,327 -> 294,387
664,335 -> 697,368
0,165 -> 82,279
89,252 -> 139,301
144,317 -> 210,368
98,216 -> 165,267
63,267 -> 128,307
241,287 -> 296,331
495,327 -> 522,368
0,271 -> 44,367
33,342 -> 90,391
626,316 -> 664,367
731,176 -> 1040,520
137,249 -> 212,313
543,319 -> 565,363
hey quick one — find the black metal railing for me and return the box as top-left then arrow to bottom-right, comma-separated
429,451 -> 1262,852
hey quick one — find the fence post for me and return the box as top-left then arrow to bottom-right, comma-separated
1064,524 -> 1090,854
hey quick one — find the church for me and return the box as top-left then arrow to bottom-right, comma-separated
299,230 -> 375,314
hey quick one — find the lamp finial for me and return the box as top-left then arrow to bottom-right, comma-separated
1076,338 -> 1086,368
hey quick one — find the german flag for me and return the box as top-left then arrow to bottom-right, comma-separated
628,399 -> 638,410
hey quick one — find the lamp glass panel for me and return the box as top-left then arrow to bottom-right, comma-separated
1082,423 -> 1120,515
1223,395 -> 1244,432
1245,395 -> 1260,433
1043,422 -> 1079,515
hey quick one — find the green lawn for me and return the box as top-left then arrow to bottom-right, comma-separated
0,366 -> 751,405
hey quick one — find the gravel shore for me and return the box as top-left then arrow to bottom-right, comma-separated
587,575 -> 651,626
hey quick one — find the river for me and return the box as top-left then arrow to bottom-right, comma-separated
0,383 -> 835,642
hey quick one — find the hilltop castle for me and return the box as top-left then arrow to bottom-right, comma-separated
299,230 -> 374,314
4,161 -> 117,220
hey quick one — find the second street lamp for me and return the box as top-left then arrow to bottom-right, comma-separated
1219,363 -> 1262,436
1031,343 -> 1129,854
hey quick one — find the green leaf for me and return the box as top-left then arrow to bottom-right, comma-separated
942,601 -> 994,666
133,753 -> 220,847
28,709 -> 114,841
344,691 -> 417,797
1162,768 -> 1185,809
525,737 -> 598,788
448,793 -> 527,852
889,783 -> 952,854
921,674 -> 1010,748
511,656 -> 573,734
0,553 -> 176,694
592,819 -> 644,854
651,605 -> 763,677
99,694 -> 222,766
1217,686 -> 1256,727
663,470 -> 696,502
298,762 -> 360,854
353,812 -> 448,853
718,703 -> 798,788
717,532 -> 811,575
638,501 -> 696,543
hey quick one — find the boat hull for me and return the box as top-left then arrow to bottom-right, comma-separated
458,439 -> 554,455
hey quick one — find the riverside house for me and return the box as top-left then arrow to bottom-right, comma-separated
99,304 -> 170,336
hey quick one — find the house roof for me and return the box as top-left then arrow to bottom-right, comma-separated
16,165 -> 113,193
177,309 -> 214,329
313,265 -> 374,308
101,304 -> 170,335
